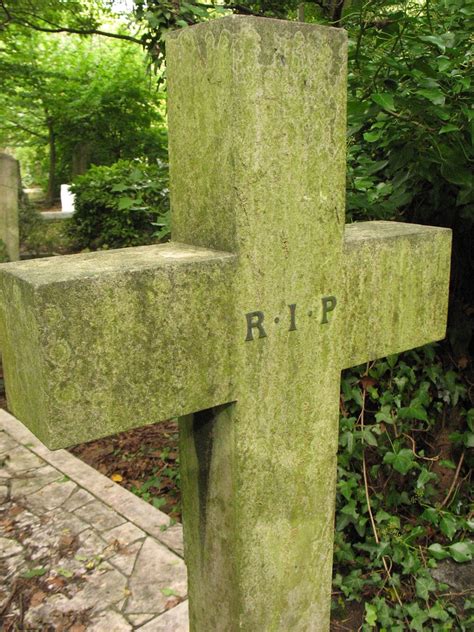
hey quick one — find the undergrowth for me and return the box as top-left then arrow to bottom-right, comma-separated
334,344 -> 473,630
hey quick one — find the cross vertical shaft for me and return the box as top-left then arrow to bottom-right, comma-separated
168,17 -> 347,630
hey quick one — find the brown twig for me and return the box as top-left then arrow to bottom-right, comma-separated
360,373 -> 409,627
440,451 -> 465,508
402,432 -> 440,461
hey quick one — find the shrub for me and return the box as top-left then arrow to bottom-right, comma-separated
19,197 -> 73,257
69,159 -> 170,250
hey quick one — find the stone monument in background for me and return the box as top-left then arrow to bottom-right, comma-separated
0,153 -> 20,262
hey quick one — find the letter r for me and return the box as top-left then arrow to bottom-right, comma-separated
245,311 -> 267,341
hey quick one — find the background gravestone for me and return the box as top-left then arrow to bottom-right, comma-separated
0,153 -> 20,262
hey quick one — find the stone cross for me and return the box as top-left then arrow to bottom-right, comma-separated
0,153 -> 20,262
0,17 -> 451,632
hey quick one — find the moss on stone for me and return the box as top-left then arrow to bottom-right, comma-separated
342,221 -> 452,368
168,15 -> 348,632
0,243 -> 237,449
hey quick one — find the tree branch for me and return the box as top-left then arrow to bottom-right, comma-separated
3,119 -> 48,140
1,6 -> 142,45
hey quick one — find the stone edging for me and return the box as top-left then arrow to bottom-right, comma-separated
0,409 -> 184,558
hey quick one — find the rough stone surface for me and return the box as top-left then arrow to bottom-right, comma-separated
0,153 -> 20,261
342,221 -> 451,368
0,410 -> 183,557
166,15 -> 451,632
139,600 -> 189,631
430,559 -> 474,592
0,409 -> 188,631
10,464 -> 61,496
75,499 -> 126,531
26,479 -> 77,513
0,243 -> 237,448
88,610 -> 133,631
125,537 -> 187,614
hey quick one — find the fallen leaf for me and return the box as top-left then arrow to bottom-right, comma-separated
46,576 -> 66,591
111,473 -> 123,482
360,376 -> 377,390
165,596 -> 182,610
30,590 -> 46,607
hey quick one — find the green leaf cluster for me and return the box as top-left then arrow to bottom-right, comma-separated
68,159 -> 170,250
335,345 -> 473,629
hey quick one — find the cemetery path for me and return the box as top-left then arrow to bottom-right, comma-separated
0,409 -> 188,632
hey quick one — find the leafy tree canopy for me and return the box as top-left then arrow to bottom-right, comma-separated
0,26 -> 166,200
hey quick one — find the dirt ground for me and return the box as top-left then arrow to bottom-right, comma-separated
71,422 -> 182,522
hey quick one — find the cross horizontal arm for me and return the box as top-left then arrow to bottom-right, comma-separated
341,221 -> 452,370
0,243 -> 237,448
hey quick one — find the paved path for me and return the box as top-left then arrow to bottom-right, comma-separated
0,409 -> 189,631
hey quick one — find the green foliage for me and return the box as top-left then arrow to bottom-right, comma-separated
68,159 -> 170,250
345,0 -> 473,222
342,0 -> 474,355
0,240 -> 9,263
0,27 -> 166,200
19,198 -> 73,256
335,346 -> 473,629
131,446 -> 181,516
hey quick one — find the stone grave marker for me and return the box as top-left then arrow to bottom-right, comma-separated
0,153 -> 20,261
0,16 -> 451,632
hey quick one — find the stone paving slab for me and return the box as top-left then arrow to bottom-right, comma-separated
0,409 -> 189,631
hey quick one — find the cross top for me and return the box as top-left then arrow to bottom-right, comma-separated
0,16 -> 451,631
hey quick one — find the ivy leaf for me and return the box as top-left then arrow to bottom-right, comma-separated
417,468 -> 437,489
371,92 -> 396,111
365,602 -> 378,627
440,514 -> 458,540
118,197 -> 135,210
383,449 -> 416,474
387,354 -> 399,368
448,541 -> 473,563
421,507 -> 439,526
428,601 -> 450,621
464,432 -> 474,448
416,573 -> 436,599
362,428 -> 378,447
428,543 -> 449,560
398,406 -> 428,422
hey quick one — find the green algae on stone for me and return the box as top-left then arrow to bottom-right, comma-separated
0,153 -> 20,262
342,222 -> 452,369
0,243 -> 237,448
167,15 -> 348,632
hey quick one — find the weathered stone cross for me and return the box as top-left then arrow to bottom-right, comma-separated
0,16 -> 451,632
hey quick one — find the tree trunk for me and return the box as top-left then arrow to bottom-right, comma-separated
71,142 -> 92,177
330,0 -> 346,26
45,119 -> 56,206
298,3 -> 305,22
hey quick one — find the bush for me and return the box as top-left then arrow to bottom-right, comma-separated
19,196 -> 73,257
68,160 -> 170,250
